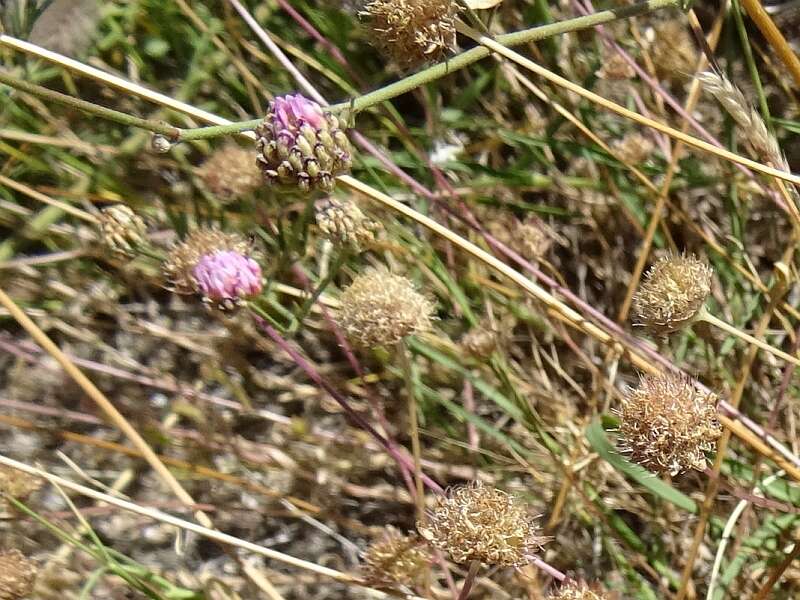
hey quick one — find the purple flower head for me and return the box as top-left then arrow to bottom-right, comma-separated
273,94 -> 326,132
192,250 -> 263,305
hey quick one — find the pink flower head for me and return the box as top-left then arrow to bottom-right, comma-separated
192,250 -> 263,305
273,93 -> 326,131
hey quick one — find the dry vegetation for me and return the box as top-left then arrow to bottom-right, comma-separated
1,0 -> 800,598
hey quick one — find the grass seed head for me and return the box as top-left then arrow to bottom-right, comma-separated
361,527 -> 430,587
360,0 -> 458,69
418,481 -> 545,567
618,373 -> 722,476
315,198 -> 382,250
548,580 -> 609,600
197,144 -> 262,201
0,550 -> 38,600
255,94 -> 352,193
633,254 -> 712,334
337,270 -> 434,347
97,204 -> 148,259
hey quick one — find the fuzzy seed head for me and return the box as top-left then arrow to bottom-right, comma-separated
360,0 -> 458,69
0,464 -> 41,510
97,204 -> 148,259
0,550 -> 38,600
315,198 -> 382,250
255,94 -> 352,193
633,254 -> 712,334
361,527 -> 430,587
197,144 -> 262,201
618,374 -> 722,476
337,271 -> 434,347
418,481 -> 545,567
548,580 -> 608,600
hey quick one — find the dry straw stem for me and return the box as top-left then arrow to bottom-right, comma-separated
738,0 -> 800,89
0,174 -> 97,223
454,22 -> 800,187
0,455 -> 424,600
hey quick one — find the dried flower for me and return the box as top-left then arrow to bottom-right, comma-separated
617,374 -> 722,476
360,0 -> 458,69
548,580 -> 608,600
650,21 -> 696,81
163,229 -> 262,309
255,94 -> 352,193
418,481 -> 545,566
461,325 -> 498,359
612,132 -> 654,165
197,143 -> 262,201
596,53 -> 636,81
633,254 -> 712,334
361,527 -> 430,587
512,216 -> 554,261
97,204 -> 148,259
337,270 -> 434,347
315,198 -> 382,249
0,464 -> 41,510
0,550 -> 38,600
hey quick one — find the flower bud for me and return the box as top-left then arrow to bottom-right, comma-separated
255,94 -> 352,193
418,481 -> 545,567
97,204 -> 148,259
360,0 -> 458,69
617,374 -> 722,476
0,550 -> 38,600
336,270 -> 434,347
197,144 -> 262,202
633,254 -> 712,334
361,527 -> 430,587
315,198 -> 381,250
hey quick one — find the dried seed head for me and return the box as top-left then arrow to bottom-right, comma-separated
0,550 -> 38,600
163,229 -> 262,309
315,198 -> 382,250
360,0 -> 458,69
651,21 -> 696,81
97,205 -> 148,259
197,144 -> 262,201
461,325 -> 499,359
255,94 -> 352,193
612,132 -> 654,165
0,464 -> 42,510
361,527 -> 430,587
512,216 -> 554,261
633,254 -> 712,334
548,580 -> 608,600
617,374 -> 722,476
418,481 -> 546,567
337,270 -> 434,347
596,53 -> 636,81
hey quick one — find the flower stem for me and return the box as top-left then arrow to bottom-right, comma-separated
398,339 -> 425,523
456,561 -> 482,600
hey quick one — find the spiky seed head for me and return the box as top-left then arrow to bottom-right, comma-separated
548,580 -> 608,600
360,0 -> 458,69
315,198 -> 382,250
418,481 -> 546,567
255,94 -> 352,193
633,254 -> 712,334
361,527 -> 430,587
0,464 -> 42,510
163,229 -> 261,309
197,144 -> 262,201
0,550 -> 38,600
97,204 -> 148,259
337,270 -> 434,347
617,374 -> 722,476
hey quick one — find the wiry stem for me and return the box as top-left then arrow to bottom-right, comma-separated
399,340 -> 425,523
456,561 -> 482,600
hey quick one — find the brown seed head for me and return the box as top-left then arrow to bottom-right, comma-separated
361,527 -> 430,587
315,198 -> 382,250
97,204 -> 148,259
461,325 -> 499,359
0,464 -> 41,510
197,144 -> 262,201
651,21 -> 697,81
612,132 -> 654,165
337,270 -> 434,347
360,0 -> 458,69
618,374 -> 722,476
512,216 -> 554,261
548,580 -> 609,600
418,481 -> 545,567
162,228 -> 253,295
0,550 -> 38,600
633,254 -> 712,334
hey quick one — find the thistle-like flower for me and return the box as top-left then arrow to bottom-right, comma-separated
360,0 -> 458,69
548,580 -> 608,600
162,229 -> 262,309
361,527 -> 430,587
255,94 -> 352,193
336,270 -> 434,347
617,374 -> 722,476
197,143 -> 262,201
632,254 -> 712,334
97,204 -> 148,259
315,197 -> 382,250
0,464 -> 41,510
0,550 -> 38,600
418,481 -> 545,567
